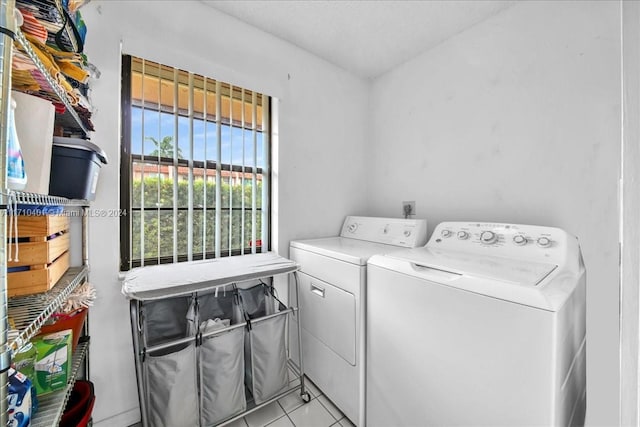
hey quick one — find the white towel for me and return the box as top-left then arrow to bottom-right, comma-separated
200,318 -> 230,334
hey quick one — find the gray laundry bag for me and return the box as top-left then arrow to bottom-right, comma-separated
240,284 -> 289,405
198,288 -> 247,426
246,314 -> 289,404
146,343 -> 199,427
142,295 -> 194,346
198,288 -> 238,324
200,326 -> 247,426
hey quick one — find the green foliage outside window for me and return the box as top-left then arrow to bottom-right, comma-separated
131,176 -> 263,260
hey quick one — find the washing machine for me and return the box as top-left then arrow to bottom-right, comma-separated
290,216 -> 427,426
366,221 -> 586,427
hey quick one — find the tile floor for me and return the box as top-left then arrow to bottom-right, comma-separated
225,371 -> 354,427
128,370 -> 354,427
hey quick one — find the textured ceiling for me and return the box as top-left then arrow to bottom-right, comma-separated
201,0 -> 515,79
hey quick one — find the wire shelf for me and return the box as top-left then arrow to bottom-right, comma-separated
30,340 -> 90,427
5,190 -> 89,207
7,266 -> 88,351
13,28 -> 90,135
16,0 -> 82,53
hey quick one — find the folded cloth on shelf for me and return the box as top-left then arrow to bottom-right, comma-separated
24,34 -> 84,95
18,8 -> 48,44
21,34 -> 62,82
12,37 -> 80,106
72,103 -> 94,131
16,0 -> 83,53
46,47 -> 89,83
56,59 -> 89,83
11,70 -> 41,93
11,50 -> 38,72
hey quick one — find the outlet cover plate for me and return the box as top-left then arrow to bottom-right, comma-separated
402,201 -> 416,217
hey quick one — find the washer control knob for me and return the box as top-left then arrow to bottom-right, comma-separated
404,230 -> 412,237
347,223 -> 358,233
480,231 -> 498,244
513,235 -> 527,246
441,229 -> 452,238
457,231 -> 469,240
537,237 -> 552,248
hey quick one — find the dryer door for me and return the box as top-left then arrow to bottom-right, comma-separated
298,272 -> 356,365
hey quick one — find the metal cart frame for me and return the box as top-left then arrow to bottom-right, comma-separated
124,253 -> 309,427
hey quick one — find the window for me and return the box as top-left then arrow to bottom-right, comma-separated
120,55 -> 270,271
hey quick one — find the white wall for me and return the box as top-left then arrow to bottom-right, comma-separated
80,0 -> 621,425
81,1 -> 369,424
367,1 -> 621,425
621,1 -> 640,424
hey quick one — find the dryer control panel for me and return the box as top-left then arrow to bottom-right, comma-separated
340,216 -> 428,247
428,222 -> 580,266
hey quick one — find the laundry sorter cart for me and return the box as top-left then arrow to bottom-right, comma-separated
122,252 -> 310,427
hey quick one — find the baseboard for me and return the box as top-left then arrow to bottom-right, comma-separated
93,406 -> 140,427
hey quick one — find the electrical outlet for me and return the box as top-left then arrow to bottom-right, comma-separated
402,201 -> 416,218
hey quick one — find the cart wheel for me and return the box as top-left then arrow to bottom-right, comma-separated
301,392 -> 311,403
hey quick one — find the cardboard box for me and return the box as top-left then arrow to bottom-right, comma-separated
33,329 -> 72,395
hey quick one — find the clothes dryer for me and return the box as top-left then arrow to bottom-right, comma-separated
290,216 -> 427,426
366,222 -> 586,426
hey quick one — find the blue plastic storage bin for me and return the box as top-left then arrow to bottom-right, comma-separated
49,137 -> 108,201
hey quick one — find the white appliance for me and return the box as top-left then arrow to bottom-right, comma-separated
290,216 -> 428,425
366,222 -> 586,427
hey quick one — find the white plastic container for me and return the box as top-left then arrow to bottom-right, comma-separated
12,91 -> 55,194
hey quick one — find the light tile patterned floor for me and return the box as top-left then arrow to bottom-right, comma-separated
128,374 -> 355,427
228,375 -> 354,427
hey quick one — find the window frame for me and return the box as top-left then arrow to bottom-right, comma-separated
119,55 -> 271,271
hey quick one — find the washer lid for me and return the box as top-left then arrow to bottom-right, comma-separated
291,237 -> 406,265
388,248 -> 557,287
370,247 -> 582,311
